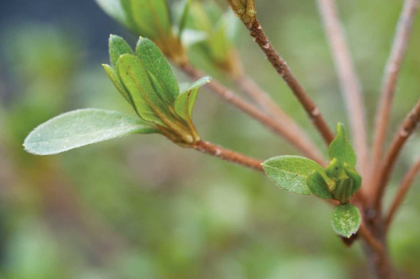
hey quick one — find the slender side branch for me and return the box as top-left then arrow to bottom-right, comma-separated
371,0 -> 419,177
180,63 -> 328,166
373,100 -> 420,210
193,140 -> 263,171
316,0 -> 369,178
247,20 -> 335,145
359,223 -> 385,255
234,75 -> 327,163
386,158 -> 420,229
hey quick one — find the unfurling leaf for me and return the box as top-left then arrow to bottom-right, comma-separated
331,204 -> 361,238
24,109 -> 159,155
328,123 -> 356,168
109,34 -> 134,67
136,37 -> 179,103
177,0 -> 191,37
96,0 -> 188,64
175,76 -> 211,121
117,53 -> 171,126
307,170 -> 333,199
262,156 -> 327,195
130,0 -> 172,39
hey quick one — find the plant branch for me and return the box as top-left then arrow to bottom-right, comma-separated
234,74 -> 327,164
359,223 -> 385,255
316,0 -> 369,179
180,63 -> 328,166
246,19 -> 335,145
373,99 -> 420,211
386,158 -> 420,229
193,140 -> 263,171
371,0 -> 419,179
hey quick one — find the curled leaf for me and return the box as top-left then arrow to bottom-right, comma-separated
307,170 -> 333,199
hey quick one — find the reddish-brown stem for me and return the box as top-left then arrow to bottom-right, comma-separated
371,0 -> 419,182
234,75 -> 327,165
316,0 -> 369,180
180,63 -> 328,166
386,158 -> 420,229
193,140 -> 263,171
373,100 -> 420,211
246,20 -> 335,145
359,223 -> 385,255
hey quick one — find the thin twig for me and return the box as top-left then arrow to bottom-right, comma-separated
316,0 -> 369,179
373,100 -> 420,211
359,223 -> 385,255
193,140 -> 263,171
371,0 -> 419,180
386,158 -> 420,229
234,74 -> 327,163
247,20 -> 335,145
180,63 -> 328,166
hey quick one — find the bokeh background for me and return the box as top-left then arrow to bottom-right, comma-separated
0,0 -> 420,278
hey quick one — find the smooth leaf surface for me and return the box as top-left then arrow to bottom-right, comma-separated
262,156 -> 327,195
103,64 -> 133,106
136,37 -> 179,104
174,76 -> 211,121
178,0 -> 191,36
109,35 -> 134,67
329,123 -> 356,168
130,0 -> 172,39
117,54 -> 172,126
331,204 -> 361,238
95,0 -> 128,27
24,109 -> 159,155
307,170 -> 333,199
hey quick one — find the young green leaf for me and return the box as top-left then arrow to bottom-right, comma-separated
103,64 -> 134,106
24,109 -> 159,155
331,203 -> 361,238
136,37 -> 179,104
95,0 -> 128,27
117,54 -> 172,126
130,0 -> 172,39
307,170 -> 333,199
262,156 -> 326,195
177,0 -> 191,37
329,123 -> 356,168
344,166 -> 362,194
109,34 -> 134,67
174,76 -> 211,120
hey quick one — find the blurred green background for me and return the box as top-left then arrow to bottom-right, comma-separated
0,0 -> 419,278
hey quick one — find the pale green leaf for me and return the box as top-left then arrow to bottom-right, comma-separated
181,30 -> 207,47
178,0 -> 191,37
130,0 -> 172,39
95,0 -> 128,27
262,156 -> 326,195
331,204 -> 361,238
329,123 -> 356,168
103,64 -> 134,106
175,76 -> 211,120
307,170 -> 333,199
117,54 -> 172,126
136,37 -> 179,104
109,35 -> 134,67
24,109 -> 159,155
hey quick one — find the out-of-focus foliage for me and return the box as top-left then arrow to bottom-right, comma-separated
1,0 -> 420,278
